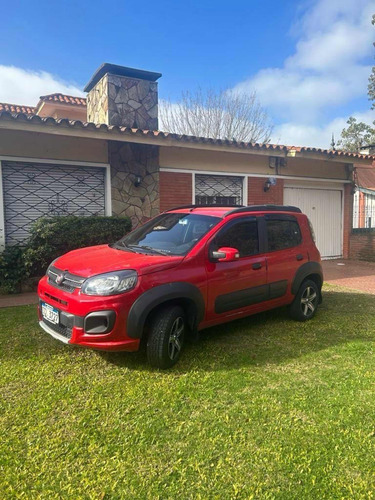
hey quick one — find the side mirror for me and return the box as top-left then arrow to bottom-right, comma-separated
211,246 -> 240,262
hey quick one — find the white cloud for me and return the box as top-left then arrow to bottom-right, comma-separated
232,0 -> 375,143
273,110 -> 375,148
0,65 -> 84,105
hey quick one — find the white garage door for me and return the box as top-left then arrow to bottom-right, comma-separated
284,187 -> 342,259
2,161 -> 106,245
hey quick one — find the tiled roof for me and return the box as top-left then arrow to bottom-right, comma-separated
0,109 -> 374,161
286,145 -> 372,159
356,165 -> 375,190
38,93 -> 87,107
0,102 -> 35,114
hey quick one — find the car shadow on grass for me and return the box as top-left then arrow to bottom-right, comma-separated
100,288 -> 375,373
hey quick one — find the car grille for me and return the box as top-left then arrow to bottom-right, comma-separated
47,266 -> 86,293
42,318 -> 72,340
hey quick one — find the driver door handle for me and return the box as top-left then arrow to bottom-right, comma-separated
252,262 -> 262,270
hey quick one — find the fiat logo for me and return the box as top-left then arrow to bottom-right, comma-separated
56,273 -> 65,285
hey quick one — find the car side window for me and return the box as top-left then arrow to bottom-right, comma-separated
266,219 -> 302,251
212,220 -> 259,257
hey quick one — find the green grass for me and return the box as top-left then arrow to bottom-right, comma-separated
1,285 -> 375,499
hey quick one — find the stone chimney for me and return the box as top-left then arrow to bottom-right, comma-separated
84,63 -> 162,130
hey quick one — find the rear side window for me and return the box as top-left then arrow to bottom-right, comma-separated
266,219 -> 302,251
213,220 -> 259,257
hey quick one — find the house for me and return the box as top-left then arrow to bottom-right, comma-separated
0,62 -> 373,260
350,148 -> 375,260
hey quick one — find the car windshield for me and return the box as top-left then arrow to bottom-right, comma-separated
114,213 -> 221,256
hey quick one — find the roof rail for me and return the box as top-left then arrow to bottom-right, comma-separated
166,204 -> 245,212
225,204 -> 302,216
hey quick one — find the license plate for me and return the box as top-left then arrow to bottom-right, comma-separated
41,302 -> 59,325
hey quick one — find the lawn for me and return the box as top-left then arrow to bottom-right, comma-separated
1,285 -> 375,499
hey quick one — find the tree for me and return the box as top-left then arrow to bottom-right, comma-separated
368,14 -> 375,109
159,88 -> 273,143
337,117 -> 375,152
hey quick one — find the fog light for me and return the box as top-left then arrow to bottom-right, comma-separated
84,311 -> 116,334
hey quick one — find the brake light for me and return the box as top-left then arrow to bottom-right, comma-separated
308,218 -> 316,243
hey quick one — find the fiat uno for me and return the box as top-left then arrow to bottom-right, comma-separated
38,205 -> 323,368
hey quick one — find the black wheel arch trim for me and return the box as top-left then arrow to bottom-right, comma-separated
291,261 -> 323,295
127,282 -> 205,339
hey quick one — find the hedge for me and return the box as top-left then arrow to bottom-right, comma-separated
0,216 -> 132,293
0,245 -> 26,294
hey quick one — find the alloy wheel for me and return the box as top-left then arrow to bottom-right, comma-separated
300,286 -> 317,317
168,317 -> 184,360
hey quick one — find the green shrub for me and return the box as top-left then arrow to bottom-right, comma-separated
23,215 -> 132,277
0,245 -> 26,294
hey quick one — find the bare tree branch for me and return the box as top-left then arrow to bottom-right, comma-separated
160,87 -> 273,143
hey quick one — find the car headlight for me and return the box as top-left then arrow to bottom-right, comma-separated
81,270 -> 138,296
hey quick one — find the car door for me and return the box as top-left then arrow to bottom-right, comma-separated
261,214 -> 307,299
205,216 -> 268,322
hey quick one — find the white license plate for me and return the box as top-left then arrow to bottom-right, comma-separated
41,302 -> 59,325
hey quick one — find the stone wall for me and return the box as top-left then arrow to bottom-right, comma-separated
87,73 -> 158,130
107,74 -> 158,130
109,141 -> 160,227
86,74 -> 108,125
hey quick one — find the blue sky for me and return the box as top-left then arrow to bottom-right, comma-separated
0,0 -> 374,147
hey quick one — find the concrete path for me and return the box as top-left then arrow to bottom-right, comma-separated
322,259 -> 375,294
0,292 -> 38,308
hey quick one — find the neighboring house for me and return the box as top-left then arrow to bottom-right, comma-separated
350,153 -> 375,261
0,62 -> 373,260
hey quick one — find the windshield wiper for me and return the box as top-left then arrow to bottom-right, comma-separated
110,242 -> 135,252
127,244 -> 170,255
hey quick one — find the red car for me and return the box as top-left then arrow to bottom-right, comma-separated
38,205 -> 323,368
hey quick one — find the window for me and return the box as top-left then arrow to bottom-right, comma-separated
212,220 -> 259,257
195,174 -> 243,206
353,190 -> 375,229
266,219 -> 302,251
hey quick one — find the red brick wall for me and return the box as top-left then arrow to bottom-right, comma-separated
350,232 -> 375,261
248,177 -> 284,205
159,173 -> 285,212
159,171 -> 193,211
343,184 -> 353,259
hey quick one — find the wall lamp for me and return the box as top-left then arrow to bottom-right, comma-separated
264,179 -> 271,192
264,177 -> 277,192
133,175 -> 142,187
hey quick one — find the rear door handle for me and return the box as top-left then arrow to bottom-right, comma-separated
296,254 -> 304,261
252,262 -> 262,270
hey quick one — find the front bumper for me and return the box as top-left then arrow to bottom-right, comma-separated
38,276 -> 140,352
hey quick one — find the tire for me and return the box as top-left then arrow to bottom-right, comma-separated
289,279 -> 320,322
147,305 -> 186,369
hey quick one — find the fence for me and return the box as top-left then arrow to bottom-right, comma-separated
352,189 -> 375,231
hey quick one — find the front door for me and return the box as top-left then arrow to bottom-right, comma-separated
205,217 -> 267,322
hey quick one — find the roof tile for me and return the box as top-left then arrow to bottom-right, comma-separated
38,93 -> 87,107
0,102 -> 35,114
0,109 -> 373,161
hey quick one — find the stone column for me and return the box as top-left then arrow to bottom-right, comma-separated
84,63 -> 162,226
109,142 -> 160,227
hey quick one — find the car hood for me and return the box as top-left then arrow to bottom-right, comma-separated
54,245 -> 184,277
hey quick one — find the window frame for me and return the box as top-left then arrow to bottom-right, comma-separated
263,214 -> 302,253
194,173 -> 245,206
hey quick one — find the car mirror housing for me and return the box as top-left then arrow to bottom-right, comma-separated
211,247 -> 240,262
